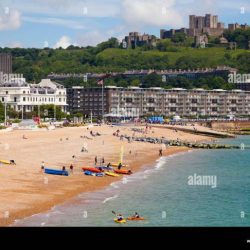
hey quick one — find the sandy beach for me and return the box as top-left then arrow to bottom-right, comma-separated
0,124 -> 211,226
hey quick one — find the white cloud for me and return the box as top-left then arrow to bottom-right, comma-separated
121,0 -> 184,28
76,31 -> 109,47
0,8 -> 21,30
23,16 -> 86,30
54,36 -> 74,49
43,41 -> 49,48
8,41 -> 23,48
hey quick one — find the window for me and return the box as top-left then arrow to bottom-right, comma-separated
148,107 -> 155,112
170,107 -> 176,112
191,107 -> 198,112
170,99 -> 177,103
191,99 -> 198,104
212,107 -> 217,112
231,107 -> 237,112
148,98 -> 155,103
23,97 -> 26,102
231,100 -> 237,104
126,98 -> 133,103
23,91 -> 26,94
212,99 -> 218,104
6,91 -> 8,94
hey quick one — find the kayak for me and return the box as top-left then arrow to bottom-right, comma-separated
114,169 -> 132,175
104,171 -> 120,177
84,170 -> 95,176
82,167 -> 101,173
44,168 -> 69,176
84,170 -> 104,177
97,166 -> 114,171
0,160 -> 12,165
127,217 -> 145,221
114,218 -> 126,224
111,163 -> 129,168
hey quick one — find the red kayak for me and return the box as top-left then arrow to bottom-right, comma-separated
82,167 -> 101,173
114,169 -> 132,175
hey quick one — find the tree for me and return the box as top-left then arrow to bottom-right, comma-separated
0,102 -> 4,122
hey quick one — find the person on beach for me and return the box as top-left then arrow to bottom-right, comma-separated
102,157 -> 105,164
95,156 -> 98,165
70,164 -> 74,173
72,155 -> 76,159
62,166 -> 66,171
107,162 -> 111,168
10,160 -> 16,165
118,162 -> 122,170
159,149 -> 163,156
23,135 -> 28,139
41,161 -> 45,172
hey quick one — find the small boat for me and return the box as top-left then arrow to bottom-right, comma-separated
104,171 -> 120,177
97,166 -> 113,171
127,217 -> 145,221
111,163 -> 129,168
82,167 -> 101,173
114,218 -> 127,224
0,160 -> 12,165
114,169 -> 132,175
84,170 -> 104,177
44,168 -> 69,176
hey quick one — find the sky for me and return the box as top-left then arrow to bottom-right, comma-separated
0,0 -> 249,48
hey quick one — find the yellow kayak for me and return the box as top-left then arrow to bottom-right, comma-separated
0,160 -> 11,165
110,163 -> 129,168
104,171 -> 120,177
114,218 -> 126,224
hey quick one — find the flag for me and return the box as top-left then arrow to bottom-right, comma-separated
97,79 -> 104,85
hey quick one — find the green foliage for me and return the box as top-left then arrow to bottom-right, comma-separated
0,102 -> 4,122
223,29 -> 250,49
33,104 -> 67,120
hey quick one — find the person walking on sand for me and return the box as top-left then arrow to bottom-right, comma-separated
70,164 -> 74,173
118,162 -> 122,170
102,157 -> 105,164
159,149 -> 163,157
41,161 -> 45,172
95,156 -> 98,165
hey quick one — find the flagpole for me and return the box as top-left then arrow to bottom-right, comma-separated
102,79 -> 104,123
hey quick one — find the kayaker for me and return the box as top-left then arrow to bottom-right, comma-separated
133,212 -> 140,218
117,214 -> 124,221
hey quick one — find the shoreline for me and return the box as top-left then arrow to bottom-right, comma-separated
12,147 -> 190,226
0,125 -> 211,227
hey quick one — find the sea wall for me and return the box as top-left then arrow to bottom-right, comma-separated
210,121 -> 250,130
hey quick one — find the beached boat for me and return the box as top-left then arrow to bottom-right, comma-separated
0,160 -> 12,165
84,170 -> 104,177
82,167 -> 101,173
97,166 -> 113,171
114,169 -> 132,175
104,171 -> 120,177
110,163 -> 129,168
44,168 -> 69,176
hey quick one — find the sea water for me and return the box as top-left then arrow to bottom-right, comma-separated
14,136 -> 250,227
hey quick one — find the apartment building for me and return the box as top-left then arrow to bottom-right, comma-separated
67,87 -> 250,118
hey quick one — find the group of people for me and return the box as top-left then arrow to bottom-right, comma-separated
116,212 -> 141,221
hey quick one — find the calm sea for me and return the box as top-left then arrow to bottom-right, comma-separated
14,136 -> 250,227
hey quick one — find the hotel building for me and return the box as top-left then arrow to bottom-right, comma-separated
67,86 -> 250,118
0,78 -> 67,113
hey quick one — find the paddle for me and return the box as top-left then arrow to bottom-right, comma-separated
112,210 -> 117,216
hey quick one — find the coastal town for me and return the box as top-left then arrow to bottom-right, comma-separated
0,4 -> 250,234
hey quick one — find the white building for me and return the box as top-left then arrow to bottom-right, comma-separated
0,78 -> 67,113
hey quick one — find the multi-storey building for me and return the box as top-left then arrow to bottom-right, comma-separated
0,53 -> 12,75
67,87 -> 250,118
0,78 -> 67,113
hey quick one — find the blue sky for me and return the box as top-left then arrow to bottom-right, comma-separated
0,0 -> 249,48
